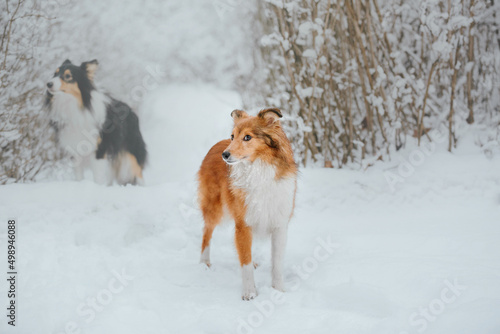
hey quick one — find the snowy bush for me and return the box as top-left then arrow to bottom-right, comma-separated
0,0 -> 62,184
252,0 -> 500,167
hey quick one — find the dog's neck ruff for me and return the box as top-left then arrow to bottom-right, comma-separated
49,90 -> 108,128
48,91 -> 109,159
230,159 -> 296,234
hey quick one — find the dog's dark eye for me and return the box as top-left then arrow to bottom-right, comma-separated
231,134 -> 234,141
64,74 -> 71,80
243,135 -> 252,141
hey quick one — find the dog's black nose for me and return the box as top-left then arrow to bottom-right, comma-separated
47,82 -> 53,88
222,151 -> 231,160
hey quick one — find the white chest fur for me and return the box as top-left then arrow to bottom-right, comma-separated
49,91 -> 108,159
230,159 -> 296,234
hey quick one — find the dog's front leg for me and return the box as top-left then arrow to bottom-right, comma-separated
271,225 -> 288,292
91,157 -> 112,186
73,163 -> 84,181
235,221 -> 257,300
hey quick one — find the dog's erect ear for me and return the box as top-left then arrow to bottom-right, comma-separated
258,108 -> 282,125
62,59 -> 72,66
80,59 -> 99,81
231,109 -> 249,121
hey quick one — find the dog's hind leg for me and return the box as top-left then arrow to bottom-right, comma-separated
199,198 -> 223,267
125,152 -> 144,185
91,157 -> 112,185
200,225 -> 214,267
113,152 -> 144,186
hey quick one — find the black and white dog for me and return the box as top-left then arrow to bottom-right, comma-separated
45,59 -> 147,185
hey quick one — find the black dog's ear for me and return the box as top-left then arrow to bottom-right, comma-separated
80,59 -> 99,81
231,109 -> 249,122
258,108 -> 282,125
62,59 -> 72,65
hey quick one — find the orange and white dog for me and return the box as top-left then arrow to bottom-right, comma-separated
198,108 -> 297,300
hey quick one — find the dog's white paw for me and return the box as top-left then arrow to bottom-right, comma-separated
200,248 -> 211,268
199,261 -> 211,270
272,282 -> 285,292
242,286 -> 257,301
272,275 -> 285,292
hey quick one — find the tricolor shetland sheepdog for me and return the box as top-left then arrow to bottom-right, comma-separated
45,59 -> 147,185
198,108 -> 297,300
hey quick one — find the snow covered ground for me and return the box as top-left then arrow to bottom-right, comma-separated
1,84 -> 499,334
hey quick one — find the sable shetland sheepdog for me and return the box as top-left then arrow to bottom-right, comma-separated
198,108 -> 297,300
45,59 -> 147,185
